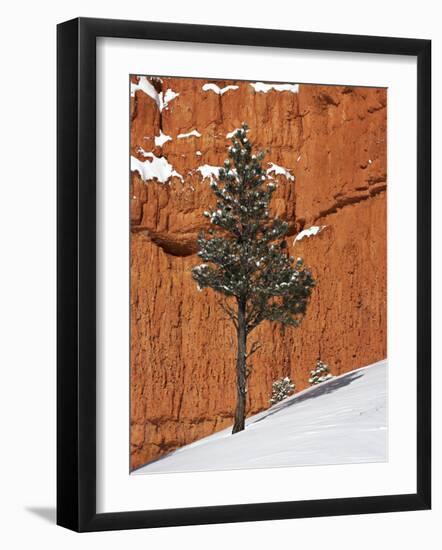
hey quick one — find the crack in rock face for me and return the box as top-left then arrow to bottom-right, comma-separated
130,76 -> 387,470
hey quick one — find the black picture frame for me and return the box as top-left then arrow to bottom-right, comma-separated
57,17 -> 431,532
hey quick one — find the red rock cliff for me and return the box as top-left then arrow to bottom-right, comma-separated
130,76 -> 387,470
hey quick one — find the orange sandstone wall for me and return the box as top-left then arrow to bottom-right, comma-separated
130,77 -> 387,470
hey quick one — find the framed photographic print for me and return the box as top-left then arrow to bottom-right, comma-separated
57,17 -> 431,532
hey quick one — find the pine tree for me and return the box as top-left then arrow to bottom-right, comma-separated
309,359 -> 333,385
192,123 -> 316,434
269,377 -> 295,405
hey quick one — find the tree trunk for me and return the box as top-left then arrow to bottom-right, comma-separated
232,299 -> 247,434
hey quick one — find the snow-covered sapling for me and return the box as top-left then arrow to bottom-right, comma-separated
192,123 -> 316,434
269,377 -> 295,405
309,360 -> 333,385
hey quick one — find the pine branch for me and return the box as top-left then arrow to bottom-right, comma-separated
246,305 -> 264,333
216,298 -> 238,329
246,341 -> 262,358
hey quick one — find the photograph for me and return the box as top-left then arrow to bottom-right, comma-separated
129,75 -> 388,474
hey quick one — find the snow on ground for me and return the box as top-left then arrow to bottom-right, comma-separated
294,225 -> 326,243
134,360 -> 387,475
250,82 -> 299,93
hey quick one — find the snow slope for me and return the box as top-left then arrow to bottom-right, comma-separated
134,360 -> 387,475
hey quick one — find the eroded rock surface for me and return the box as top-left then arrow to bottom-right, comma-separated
130,76 -> 387,470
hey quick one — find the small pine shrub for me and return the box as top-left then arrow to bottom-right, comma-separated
309,360 -> 333,385
269,377 -> 295,405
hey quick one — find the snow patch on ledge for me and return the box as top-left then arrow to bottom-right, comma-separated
154,130 -> 172,147
130,77 -> 179,111
251,82 -> 299,93
202,83 -> 239,95
131,149 -> 183,183
177,129 -> 202,139
266,163 -> 295,181
196,165 -> 221,181
162,88 -> 179,108
294,225 -> 326,243
130,77 -> 158,104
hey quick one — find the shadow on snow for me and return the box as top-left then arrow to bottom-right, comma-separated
251,370 -> 365,425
